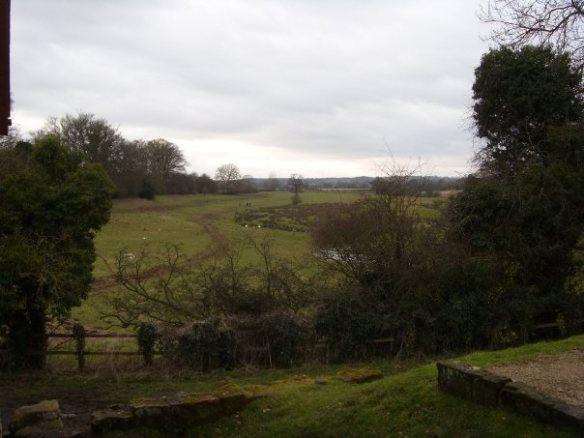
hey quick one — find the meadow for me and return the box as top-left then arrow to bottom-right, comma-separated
73,191 -> 444,328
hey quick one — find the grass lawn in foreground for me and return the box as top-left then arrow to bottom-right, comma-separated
2,335 -> 581,437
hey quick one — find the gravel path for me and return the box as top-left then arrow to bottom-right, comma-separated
488,349 -> 584,407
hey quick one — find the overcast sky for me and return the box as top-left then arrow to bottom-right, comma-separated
11,0 -> 491,177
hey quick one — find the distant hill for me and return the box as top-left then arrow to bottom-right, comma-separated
248,176 -> 462,191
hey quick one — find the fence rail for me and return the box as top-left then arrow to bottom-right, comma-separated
47,333 -> 137,339
44,330 -> 146,370
46,350 -> 142,356
1,319 -> 581,372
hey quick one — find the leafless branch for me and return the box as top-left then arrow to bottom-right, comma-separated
481,0 -> 584,69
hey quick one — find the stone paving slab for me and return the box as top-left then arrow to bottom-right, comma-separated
437,360 -> 584,434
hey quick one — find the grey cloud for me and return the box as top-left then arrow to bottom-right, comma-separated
11,0 -> 488,176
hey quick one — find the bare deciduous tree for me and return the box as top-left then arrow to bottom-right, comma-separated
312,165 -> 423,287
481,0 -> 584,68
34,113 -> 125,173
288,173 -> 304,204
215,163 -> 242,194
31,113 -> 189,197
142,138 -> 186,193
103,238 -> 314,328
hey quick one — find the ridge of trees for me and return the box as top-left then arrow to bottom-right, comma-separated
4,115 -> 463,199
27,113 -> 217,198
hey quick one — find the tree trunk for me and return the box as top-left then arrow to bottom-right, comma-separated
8,298 -> 47,370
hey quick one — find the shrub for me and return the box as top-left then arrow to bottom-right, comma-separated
257,310 -> 310,367
158,320 -> 234,371
138,179 -> 156,200
110,238 -> 316,329
315,287 -> 380,361
72,323 -> 86,371
137,322 -> 157,366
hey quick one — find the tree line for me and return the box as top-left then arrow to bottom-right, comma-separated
1,116 -> 316,199
25,114 -> 219,198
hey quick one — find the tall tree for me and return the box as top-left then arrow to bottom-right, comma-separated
142,139 -> 186,194
215,163 -> 241,194
194,173 -> 217,195
34,114 -> 189,197
111,140 -> 149,198
0,136 -> 114,369
288,174 -> 304,204
450,46 -> 584,334
35,113 -> 125,175
472,45 -> 582,174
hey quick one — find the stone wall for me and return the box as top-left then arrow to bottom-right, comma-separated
4,390 -> 258,436
436,361 -> 584,434
91,390 -> 255,435
7,399 -> 64,436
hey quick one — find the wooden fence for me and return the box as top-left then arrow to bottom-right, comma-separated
0,331 -> 147,372
0,319 -> 580,372
45,331 -> 146,370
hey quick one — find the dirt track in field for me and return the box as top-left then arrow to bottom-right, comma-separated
91,207 -> 228,294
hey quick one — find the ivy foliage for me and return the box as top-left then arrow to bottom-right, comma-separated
0,136 -> 115,368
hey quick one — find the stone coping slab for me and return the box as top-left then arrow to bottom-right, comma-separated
91,390 -> 256,435
437,361 -> 584,434
5,390 -> 258,436
8,399 -> 65,437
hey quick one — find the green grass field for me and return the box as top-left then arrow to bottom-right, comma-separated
73,191 -> 443,328
3,335 -> 582,437
92,191 -> 366,278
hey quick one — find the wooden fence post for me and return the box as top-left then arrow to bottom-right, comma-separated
0,325 -> 10,372
72,323 -> 86,371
